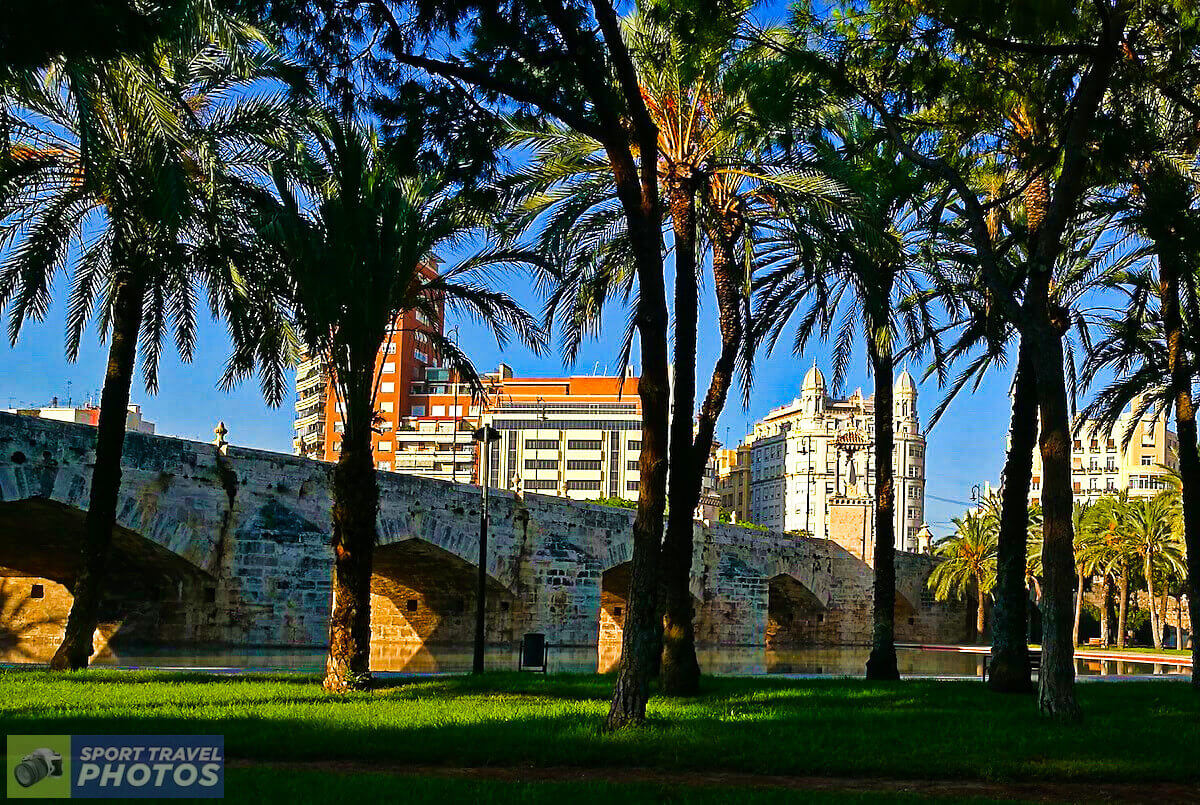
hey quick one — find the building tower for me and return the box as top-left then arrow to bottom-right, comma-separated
800,362 -> 825,418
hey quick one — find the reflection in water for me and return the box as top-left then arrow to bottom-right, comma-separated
1,642 -> 1191,677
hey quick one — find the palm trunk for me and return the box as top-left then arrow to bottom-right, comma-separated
1117,568 -> 1129,649
865,298 -> 900,681
1024,266 -> 1081,721
660,174 -> 702,696
1072,566 -> 1084,647
323,386 -> 379,692
1100,576 -> 1112,648
50,270 -> 146,671
990,342 -> 1037,692
1157,246 -> 1200,687
977,584 -> 986,642
605,154 -> 670,731
1145,552 -> 1161,651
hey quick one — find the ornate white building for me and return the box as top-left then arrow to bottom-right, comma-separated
746,364 -> 927,551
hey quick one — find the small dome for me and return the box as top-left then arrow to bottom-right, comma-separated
895,369 -> 917,395
802,361 -> 825,393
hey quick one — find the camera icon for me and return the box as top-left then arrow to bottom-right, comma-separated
13,748 -> 63,788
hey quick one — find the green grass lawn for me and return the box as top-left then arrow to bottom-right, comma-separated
0,670 -> 1193,801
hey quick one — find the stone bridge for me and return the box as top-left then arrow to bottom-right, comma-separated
0,412 -> 967,667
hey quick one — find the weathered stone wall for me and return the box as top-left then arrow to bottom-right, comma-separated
0,412 -> 969,663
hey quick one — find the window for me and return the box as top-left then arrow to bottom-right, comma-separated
431,405 -> 445,417
380,382 -> 395,393
627,460 -> 640,471
1089,440 -> 1099,451
1106,457 -> 1116,471
525,458 -> 558,469
334,422 -> 344,433
1089,477 -> 1098,490
1106,477 -> 1117,490
386,344 -> 397,354
567,459 -> 602,470
377,461 -> 392,471
628,440 -> 642,450
377,441 -> 392,452
567,480 -> 602,491
525,439 -> 558,450
1032,478 -> 1040,490
626,480 -> 640,491
1073,439 -> 1082,451
525,479 -> 557,490
382,362 -> 396,374
410,405 -> 425,416
29,583 -> 44,599
380,402 -> 394,413
1141,455 -> 1153,466
1107,439 -> 1117,451
568,439 -> 603,450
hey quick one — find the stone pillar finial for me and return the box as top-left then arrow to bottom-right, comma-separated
214,421 -> 229,454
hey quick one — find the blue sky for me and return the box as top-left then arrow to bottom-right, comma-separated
2,252 -> 1015,537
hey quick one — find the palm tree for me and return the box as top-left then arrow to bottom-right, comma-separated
919,205 -> 1132,691
756,113 -> 940,680
0,13 -> 294,670
1078,493 -> 1134,648
250,116 -> 543,691
1122,492 -> 1186,650
1069,501 -> 1097,647
494,11 -> 844,696
928,512 -> 998,642
1077,95 -> 1200,673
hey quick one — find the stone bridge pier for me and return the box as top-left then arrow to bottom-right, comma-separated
0,412 -> 968,667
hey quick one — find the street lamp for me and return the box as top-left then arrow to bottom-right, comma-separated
448,325 -> 459,485
472,424 -> 502,675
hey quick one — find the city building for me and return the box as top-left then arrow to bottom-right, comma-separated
478,365 -> 643,501
293,263 -> 446,464
1029,403 -> 1179,502
717,444 -> 751,522
4,401 -> 155,434
740,364 -> 927,551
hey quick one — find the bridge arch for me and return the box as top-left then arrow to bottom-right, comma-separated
370,536 -> 515,670
0,497 -> 213,661
765,572 -> 827,647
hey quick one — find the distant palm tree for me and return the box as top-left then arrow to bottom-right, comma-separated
249,115 -> 543,691
1079,493 -> 1134,648
0,14 -> 295,669
928,512 -> 998,642
1122,493 -> 1186,650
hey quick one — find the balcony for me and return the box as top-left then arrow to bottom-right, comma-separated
296,372 -> 325,394
294,411 -> 325,431
294,394 -> 324,414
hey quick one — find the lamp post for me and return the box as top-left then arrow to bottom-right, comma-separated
472,424 -> 501,674
448,325 -> 459,484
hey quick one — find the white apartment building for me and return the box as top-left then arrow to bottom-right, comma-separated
481,380 -> 643,502
1029,403 -> 1179,503
746,364 -> 927,551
